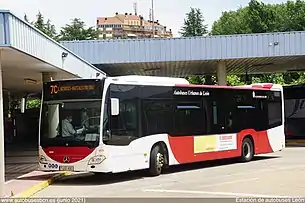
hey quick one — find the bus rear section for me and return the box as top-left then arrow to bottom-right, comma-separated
236,83 -> 285,153
164,83 -> 285,167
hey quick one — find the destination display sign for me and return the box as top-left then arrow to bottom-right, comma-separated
43,79 -> 104,101
49,84 -> 95,94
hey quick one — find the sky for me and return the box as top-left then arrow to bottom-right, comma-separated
0,0 -> 287,37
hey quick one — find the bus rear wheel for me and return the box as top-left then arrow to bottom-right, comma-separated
149,145 -> 165,176
240,137 -> 254,162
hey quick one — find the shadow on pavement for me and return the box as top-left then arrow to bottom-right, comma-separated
163,155 -> 278,175
5,142 -> 38,182
52,155 -> 279,186
5,162 -> 38,181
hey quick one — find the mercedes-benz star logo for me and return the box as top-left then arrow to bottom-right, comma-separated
63,156 -> 70,163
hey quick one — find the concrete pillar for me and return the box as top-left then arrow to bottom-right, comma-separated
216,61 -> 227,86
0,51 -> 5,197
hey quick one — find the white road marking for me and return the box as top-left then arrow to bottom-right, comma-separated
5,171 -> 34,184
5,180 -> 14,184
142,189 -> 300,198
5,171 -> 59,184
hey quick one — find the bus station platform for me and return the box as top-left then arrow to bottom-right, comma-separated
5,143 -> 38,182
3,142 -> 71,198
4,170 -> 69,197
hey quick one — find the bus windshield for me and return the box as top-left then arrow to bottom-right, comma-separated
40,79 -> 104,148
40,100 -> 102,148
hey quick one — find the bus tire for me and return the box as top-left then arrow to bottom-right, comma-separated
240,137 -> 254,162
149,145 -> 164,176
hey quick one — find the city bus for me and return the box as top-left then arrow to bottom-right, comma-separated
38,75 -> 285,176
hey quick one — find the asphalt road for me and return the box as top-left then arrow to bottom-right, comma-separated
33,147 -> 305,198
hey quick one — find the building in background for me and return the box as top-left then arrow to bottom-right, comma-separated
96,12 -> 173,39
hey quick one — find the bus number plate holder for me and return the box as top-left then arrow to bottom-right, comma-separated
59,166 -> 74,171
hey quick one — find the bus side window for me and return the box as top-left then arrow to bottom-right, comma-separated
139,85 -> 173,137
141,100 -> 173,136
107,84 -> 139,146
172,102 -> 207,136
267,91 -> 283,129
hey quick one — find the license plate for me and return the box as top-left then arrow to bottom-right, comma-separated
59,166 -> 74,171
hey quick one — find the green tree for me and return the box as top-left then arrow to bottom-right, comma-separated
33,12 -> 45,32
180,7 -> 208,84
34,12 -> 58,40
44,19 -> 58,40
210,0 -> 305,85
246,0 -> 277,33
26,99 -> 41,109
24,14 -> 29,23
211,7 -> 251,35
227,75 -> 246,86
186,75 -> 204,84
25,12 -> 58,40
58,18 -> 98,41
180,7 -> 208,37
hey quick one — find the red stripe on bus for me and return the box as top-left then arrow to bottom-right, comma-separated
42,147 -> 95,164
167,129 -> 273,164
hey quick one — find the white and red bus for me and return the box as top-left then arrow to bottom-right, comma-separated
38,76 -> 285,176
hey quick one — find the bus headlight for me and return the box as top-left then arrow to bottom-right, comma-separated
39,155 -> 48,164
88,155 -> 106,165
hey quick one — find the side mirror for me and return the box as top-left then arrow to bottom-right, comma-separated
20,97 -> 26,113
111,98 -> 119,116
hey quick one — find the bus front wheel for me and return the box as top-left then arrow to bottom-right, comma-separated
240,137 -> 254,162
149,145 -> 165,176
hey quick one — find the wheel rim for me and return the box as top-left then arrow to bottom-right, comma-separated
243,142 -> 251,159
156,152 -> 164,171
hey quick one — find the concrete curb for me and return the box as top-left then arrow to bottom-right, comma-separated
12,171 -> 72,198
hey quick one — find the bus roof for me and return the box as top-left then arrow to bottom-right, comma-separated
108,75 -> 190,85
43,76 -> 281,91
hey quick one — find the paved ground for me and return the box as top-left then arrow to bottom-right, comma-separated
33,147 -> 305,198
5,143 -> 38,181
